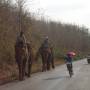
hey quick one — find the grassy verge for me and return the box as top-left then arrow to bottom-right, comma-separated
0,59 -> 64,85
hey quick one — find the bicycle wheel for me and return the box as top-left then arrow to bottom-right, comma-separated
67,64 -> 73,78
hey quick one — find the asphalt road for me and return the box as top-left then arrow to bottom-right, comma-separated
0,59 -> 90,90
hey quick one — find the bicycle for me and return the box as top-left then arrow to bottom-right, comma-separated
66,63 -> 73,78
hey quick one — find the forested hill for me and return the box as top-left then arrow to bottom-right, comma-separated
0,0 -> 90,70
31,19 -> 90,56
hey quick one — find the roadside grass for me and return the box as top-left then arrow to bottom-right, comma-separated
0,58 -> 64,85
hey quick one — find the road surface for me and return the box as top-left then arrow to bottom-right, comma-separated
0,59 -> 90,90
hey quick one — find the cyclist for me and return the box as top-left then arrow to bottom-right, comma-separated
64,53 -> 74,77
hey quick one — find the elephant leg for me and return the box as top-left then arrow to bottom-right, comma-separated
47,56 -> 50,70
51,57 -> 55,69
27,59 -> 32,77
47,62 -> 50,70
22,59 -> 27,80
41,55 -> 45,72
47,53 -> 51,70
42,62 -> 45,72
41,55 -> 43,72
17,63 -> 21,80
50,53 -> 55,69
42,59 -> 46,72
18,62 -> 23,81
51,60 -> 55,69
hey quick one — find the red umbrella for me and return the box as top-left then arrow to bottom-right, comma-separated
68,51 -> 76,56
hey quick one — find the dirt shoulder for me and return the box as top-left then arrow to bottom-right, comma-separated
0,59 -> 64,85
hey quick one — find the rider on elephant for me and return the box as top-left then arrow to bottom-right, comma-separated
40,36 -> 55,70
15,31 -> 27,80
41,36 -> 50,49
16,31 -> 26,47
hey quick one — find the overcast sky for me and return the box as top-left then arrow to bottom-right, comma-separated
27,0 -> 90,29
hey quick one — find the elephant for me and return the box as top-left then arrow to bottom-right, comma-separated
36,47 -> 55,72
15,42 -> 33,80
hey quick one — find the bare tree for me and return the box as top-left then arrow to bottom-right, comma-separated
15,0 -> 27,33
